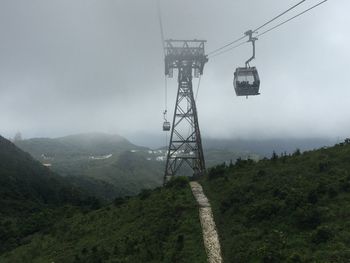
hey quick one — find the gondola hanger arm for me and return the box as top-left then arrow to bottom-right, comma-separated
245,30 -> 258,68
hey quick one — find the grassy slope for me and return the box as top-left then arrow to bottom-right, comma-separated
2,179 -> 207,263
201,142 -> 350,262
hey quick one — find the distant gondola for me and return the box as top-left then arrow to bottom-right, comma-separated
163,121 -> 171,131
162,110 -> 171,131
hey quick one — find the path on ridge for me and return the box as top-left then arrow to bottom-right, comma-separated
190,181 -> 223,263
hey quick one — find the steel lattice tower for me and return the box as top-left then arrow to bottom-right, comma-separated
163,40 -> 208,184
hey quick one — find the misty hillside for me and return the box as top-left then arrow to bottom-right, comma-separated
202,140 -> 350,262
0,135 -> 83,207
0,136 -> 98,253
2,138 -> 350,262
203,137 -> 336,157
0,0 -> 347,262
15,133 -> 142,158
0,136 -> 206,262
15,133 -> 164,199
15,133 -> 265,200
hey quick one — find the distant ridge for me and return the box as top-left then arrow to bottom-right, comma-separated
126,132 -> 336,153
14,133 -> 163,199
203,137 -> 336,156
0,135 -> 96,253
15,132 -> 141,158
0,135 -> 82,206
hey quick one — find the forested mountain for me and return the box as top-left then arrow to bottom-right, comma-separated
15,133 -> 140,158
0,136 -> 98,253
14,133 -> 262,200
1,178 -> 207,263
2,134 -> 350,262
0,135 -> 83,208
1,136 -> 206,262
202,139 -> 350,262
15,133 -> 164,199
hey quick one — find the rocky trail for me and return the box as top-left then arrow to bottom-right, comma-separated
190,181 -> 223,263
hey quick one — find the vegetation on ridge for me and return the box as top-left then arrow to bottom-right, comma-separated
0,136 -> 99,253
3,133 -> 350,262
14,133 -> 164,199
1,178 -> 207,263
202,139 -> 350,262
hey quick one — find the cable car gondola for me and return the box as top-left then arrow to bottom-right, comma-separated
233,30 -> 261,97
234,67 -> 260,96
162,110 -> 171,131
163,121 -> 170,131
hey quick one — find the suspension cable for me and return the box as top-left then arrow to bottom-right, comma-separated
207,0 -> 311,57
257,0 -> 328,38
208,41 -> 247,59
156,0 -> 166,56
156,0 -> 168,114
207,35 -> 246,57
164,77 -> 168,113
253,0 -> 306,33
208,0 -> 328,59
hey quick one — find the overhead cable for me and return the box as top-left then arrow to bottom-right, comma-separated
157,0 -> 169,112
206,35 -> 246,57
207,0 -> 307,57
208,41 -> 247,59
257,0 -> 328,38
253,0 -> 307,33
156,0 -> 166,55
208,0 -> 328,59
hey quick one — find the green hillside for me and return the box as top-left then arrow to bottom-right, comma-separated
0,136 -> 98,253
0,135 -> 89,212
15,133 -> 164,199
15,133 -> 139,157
201,140 -> 350,262
0,136 -> 206,262
1,178 -> 207,263
5,133 -> 350,262
15,133 -> 258,200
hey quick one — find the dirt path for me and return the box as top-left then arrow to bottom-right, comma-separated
190,181 -> 223,263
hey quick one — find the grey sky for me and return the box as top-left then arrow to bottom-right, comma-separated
0,0 -> 348,142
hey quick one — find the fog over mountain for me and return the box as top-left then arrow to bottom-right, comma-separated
0,0 -> 349,141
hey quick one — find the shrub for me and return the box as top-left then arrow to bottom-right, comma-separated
113,197 -> 127,207
318,162 -> 330,172
271,151 -> 279,161
165,176 -> 189,189
311,226 -> 333,244
294,206 -> 322,229
257,169 -> 266,177
307,190 -> 318,204
247,200 -> 281,221
327,186 -> 338,198
293,149 -> 301,156
139,189 -> 152,200
208,163 -> 226,180
287,253 -> 303,262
